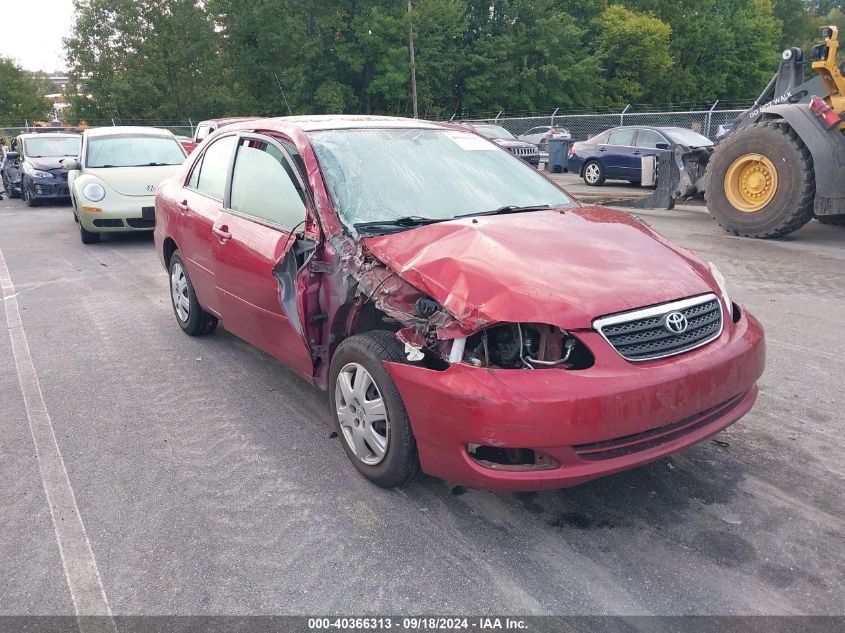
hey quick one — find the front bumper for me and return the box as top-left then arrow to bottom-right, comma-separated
30,178 -> 70,199
386,310 -> 765,491
78,194 -> 156,232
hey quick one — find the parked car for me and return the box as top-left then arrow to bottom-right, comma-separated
568,126 -> 715,186
516,125 -> 571,148
154,115 -> 764,492
180,117 -> 261,154
0,133 -> 81,206
65,126 -> 186,244
463,123 -> 540,166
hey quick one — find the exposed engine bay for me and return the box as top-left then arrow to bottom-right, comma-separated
337,239 -> 593,371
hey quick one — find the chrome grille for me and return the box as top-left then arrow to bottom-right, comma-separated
594,294 -> 723,361
508,146 -> 538,157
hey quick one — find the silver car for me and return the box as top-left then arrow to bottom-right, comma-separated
516,125 -> 572,148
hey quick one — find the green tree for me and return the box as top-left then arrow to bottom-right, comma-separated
0,58 -> 49,123
591,5 -> 673,105
65,0 -> 230,121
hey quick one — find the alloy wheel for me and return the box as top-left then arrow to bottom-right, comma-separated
585,163 -> 601,184
335,362 -> 389,465
170,262 -> 190,322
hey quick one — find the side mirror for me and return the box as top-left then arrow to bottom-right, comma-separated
655,142 -> 670,150
4,151 -> 19,161
61,158 -> 81,170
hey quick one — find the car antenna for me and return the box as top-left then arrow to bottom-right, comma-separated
274,73 -> 294,116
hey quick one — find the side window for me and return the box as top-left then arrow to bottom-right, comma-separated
195,124 -> 212,143
635,129 -> 667,149
187,152 -> 204,189
230,137 -> 306,229
195,135 -> 237,199
592,131 -> 610,144
607,129 -> 636,146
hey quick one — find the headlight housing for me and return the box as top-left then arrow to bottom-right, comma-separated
30,169 -> 54,179
708,262 -> 732,314
82,182 -> 106,202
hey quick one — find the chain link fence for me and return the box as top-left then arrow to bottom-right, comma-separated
457,103 -> 751,142
2,104 -> 753,148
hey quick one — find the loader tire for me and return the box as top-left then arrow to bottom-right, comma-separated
705,121 -> 815,238
816,214 -> 845,226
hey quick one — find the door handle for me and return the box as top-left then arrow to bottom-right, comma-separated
177,199 -> 188,213
212,225 -> 232,241
598,147 -> 606,152
632,151 -> 641,155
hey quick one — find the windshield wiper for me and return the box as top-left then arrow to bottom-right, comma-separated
354,216 -> 448,233
454,204 -> 553,219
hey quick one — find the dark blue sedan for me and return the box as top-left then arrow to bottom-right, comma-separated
568,126 -> 714,186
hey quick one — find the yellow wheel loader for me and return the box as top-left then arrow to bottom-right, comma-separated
706,26 -> 845,237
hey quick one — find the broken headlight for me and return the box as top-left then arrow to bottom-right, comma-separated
462,323 -> 593,369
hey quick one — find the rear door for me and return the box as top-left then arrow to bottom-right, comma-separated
178,133 -> 238,313
211,134 -> 315,378
600,128 -> 637,178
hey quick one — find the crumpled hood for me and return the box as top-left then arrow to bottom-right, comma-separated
363,206 -> 716,330
85,165 -> 182,197
28,157 -> 65,171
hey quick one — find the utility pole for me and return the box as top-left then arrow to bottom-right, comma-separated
407,0 -> 418,118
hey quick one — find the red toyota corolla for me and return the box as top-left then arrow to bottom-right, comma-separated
154,116 -> 765,492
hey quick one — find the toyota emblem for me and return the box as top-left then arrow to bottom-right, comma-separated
664,311 -> 688,334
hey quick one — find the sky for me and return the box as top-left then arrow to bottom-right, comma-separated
0,0 -> 75,72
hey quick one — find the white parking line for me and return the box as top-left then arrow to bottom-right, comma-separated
0,246 -> 115,631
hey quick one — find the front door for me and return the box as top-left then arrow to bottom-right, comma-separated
212,134 -> 315,379
632,129 -> 669,182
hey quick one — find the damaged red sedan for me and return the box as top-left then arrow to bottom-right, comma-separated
154,116 -> 765,492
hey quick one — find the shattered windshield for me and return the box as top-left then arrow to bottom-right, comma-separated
664,128 -> 714,147
307,128 -> 574,228
24,136 -> 80,158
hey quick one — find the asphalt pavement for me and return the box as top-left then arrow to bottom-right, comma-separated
1,193 -> 843,616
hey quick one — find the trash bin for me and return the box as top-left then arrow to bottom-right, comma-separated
547,138 -> 570,173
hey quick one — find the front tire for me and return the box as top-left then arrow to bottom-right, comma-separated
583,160 -> 605,186
22,180 -> 38,207
168,250 -> 217,336
80,223 -> 100,244
705,121 -> 815,238
329,331 -> 420,488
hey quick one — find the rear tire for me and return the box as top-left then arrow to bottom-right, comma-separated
329,331 -> 420,488
168,250 -> 217,336
705,121 -> 815,238
816,214 -> 845,226
583,160 -> 605,186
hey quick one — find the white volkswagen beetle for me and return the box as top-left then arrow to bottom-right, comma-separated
64,127 -> 186,244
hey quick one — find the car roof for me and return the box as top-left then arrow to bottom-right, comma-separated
199,117 -> 262,126
84,126 -> 176,138
225,115 -> 445,134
